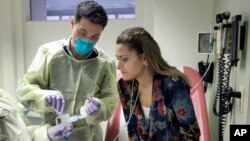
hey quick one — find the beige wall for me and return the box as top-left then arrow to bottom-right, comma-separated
0,0 -> 17,96
154,0 -> 214,68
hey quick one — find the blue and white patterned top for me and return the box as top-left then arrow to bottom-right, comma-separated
118,75 -> 200,141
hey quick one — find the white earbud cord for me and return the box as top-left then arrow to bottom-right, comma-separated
126,80 -> 140,126
112,69 -> 146,141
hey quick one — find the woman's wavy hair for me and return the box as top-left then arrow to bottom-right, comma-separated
116,27 -> 190,86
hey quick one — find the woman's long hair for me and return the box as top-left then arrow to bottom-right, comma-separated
116,27 -> 190,86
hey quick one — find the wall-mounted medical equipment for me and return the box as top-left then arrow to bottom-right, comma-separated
212,11 -> 246,141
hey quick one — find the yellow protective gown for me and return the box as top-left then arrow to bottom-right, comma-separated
0,89 -> 31,141
17,38 -> 119,141
0,89 -> 51,141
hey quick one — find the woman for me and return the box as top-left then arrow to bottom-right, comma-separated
115,27 -> 200,141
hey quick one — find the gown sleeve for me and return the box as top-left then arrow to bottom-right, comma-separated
17,45 -> 58,113
82,60 -> 119,124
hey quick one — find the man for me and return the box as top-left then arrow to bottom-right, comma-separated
0,88 -> 72,141
17,1 -> 118,141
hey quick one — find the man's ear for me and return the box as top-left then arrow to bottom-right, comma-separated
70,17 -> 75,29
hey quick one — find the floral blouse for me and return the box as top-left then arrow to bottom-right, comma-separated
118,75 -> 200,141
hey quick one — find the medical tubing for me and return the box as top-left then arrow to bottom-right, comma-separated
126,69 -> 146,126
192,54 -> 213,93
126,81 -> 140,126
67,115 -> 85,123
114,70 -> 146,141
111,82 -> 140,141
46,102 -> 62,117
64,134 -> 68,141
57,115 -> 84,141
112,133 -> 119,141
191,60 -> 213,93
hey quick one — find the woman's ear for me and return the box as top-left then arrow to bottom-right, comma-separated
141,54 -> 148,66
143,60 -> 148,67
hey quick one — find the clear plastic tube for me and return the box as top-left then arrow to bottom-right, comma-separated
67,115 -> 85,123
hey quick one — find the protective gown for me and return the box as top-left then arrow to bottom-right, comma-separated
0,89 -> 51,141
17,38 -> 119,141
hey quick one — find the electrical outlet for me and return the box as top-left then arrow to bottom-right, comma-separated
238,86 -> 244,113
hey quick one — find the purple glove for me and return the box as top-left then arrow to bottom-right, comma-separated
46,92 -> 65,114
85,96 -> 101,115
47,123 -> 73,140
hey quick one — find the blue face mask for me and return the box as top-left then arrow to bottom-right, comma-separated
74,38 -> 95,56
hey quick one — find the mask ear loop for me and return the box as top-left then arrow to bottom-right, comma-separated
72,23 -> 82,45
73,26 -> 79,43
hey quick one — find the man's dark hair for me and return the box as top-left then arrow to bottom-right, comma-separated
75,0 -> 108,28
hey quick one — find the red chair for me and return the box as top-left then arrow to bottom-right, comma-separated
105,66 -> 211,141
181,66 -> 211,141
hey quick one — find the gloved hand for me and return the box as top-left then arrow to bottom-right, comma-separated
84,96 -> 101,115
47,123 -> 73,140
45,91 -> 65,114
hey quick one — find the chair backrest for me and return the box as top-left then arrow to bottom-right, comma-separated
105,66 -> 211,141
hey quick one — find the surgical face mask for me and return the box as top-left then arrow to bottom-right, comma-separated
74,37 -> 95,56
